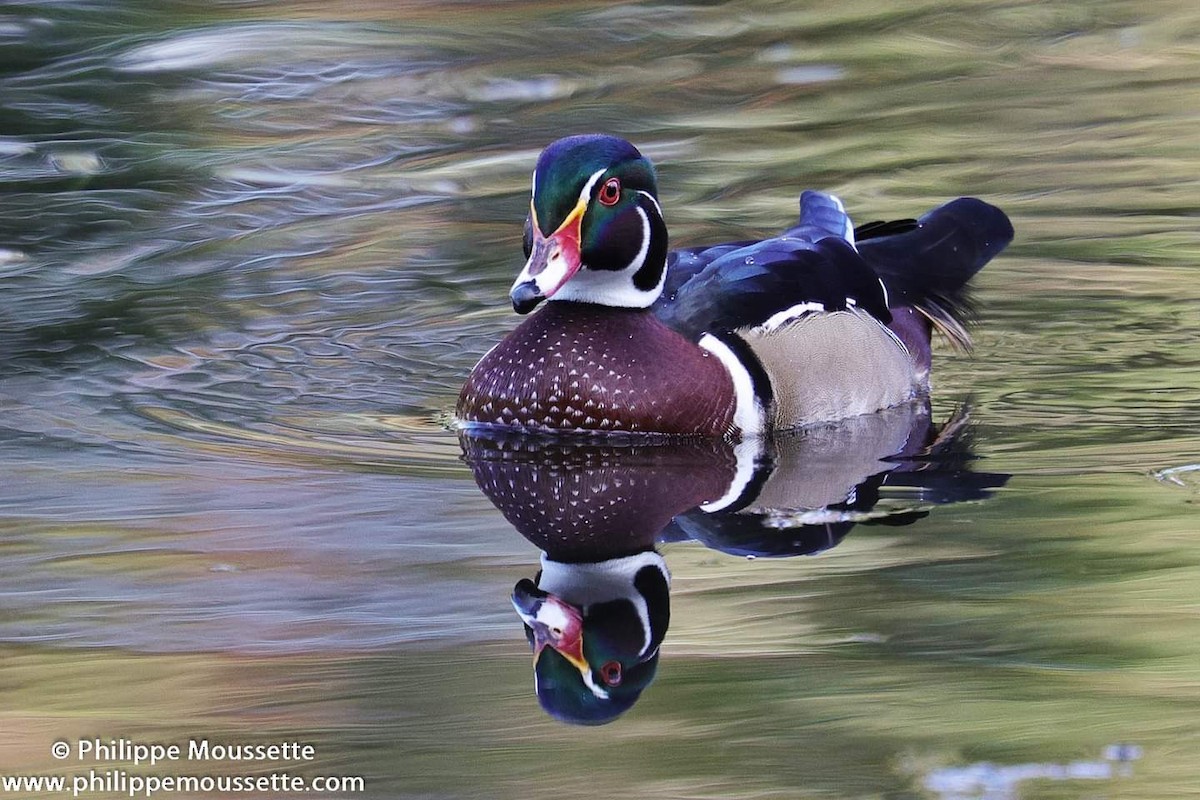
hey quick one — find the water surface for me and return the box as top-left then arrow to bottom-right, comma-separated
1,1 -> 1198,797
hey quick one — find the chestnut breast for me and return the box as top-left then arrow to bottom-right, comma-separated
458,302 -> 735,435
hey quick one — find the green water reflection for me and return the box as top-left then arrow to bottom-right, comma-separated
1,0 -> 1198,798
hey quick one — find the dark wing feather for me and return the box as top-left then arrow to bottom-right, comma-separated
660,190 -> 858,319
780,190 -> 854,242
661,241 -> 754,305
654,236 -> 890,340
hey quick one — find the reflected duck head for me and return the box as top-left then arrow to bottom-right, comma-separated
511,551 -> 670,725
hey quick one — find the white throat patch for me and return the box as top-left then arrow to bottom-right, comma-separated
551,203 -> 662,308
538,551 -> 668,659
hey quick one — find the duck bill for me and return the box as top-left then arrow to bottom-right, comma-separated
510,201 -> 584,314
512,579 -> 588,672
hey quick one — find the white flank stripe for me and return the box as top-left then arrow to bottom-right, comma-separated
700,436 -> 766,512
874,309 -> 910,356
699,333 -> 764,437
755,301 -> 826,333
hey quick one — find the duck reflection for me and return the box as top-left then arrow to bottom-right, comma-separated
459,401 -> 1005,724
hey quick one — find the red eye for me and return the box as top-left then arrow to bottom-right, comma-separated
599,661 -> 622,686
598,177 -> 621,206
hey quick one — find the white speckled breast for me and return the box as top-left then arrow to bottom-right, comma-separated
457,302 -> 736,436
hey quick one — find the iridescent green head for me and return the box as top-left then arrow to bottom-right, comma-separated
511,134 -> 668,313
510,553 -> 671,725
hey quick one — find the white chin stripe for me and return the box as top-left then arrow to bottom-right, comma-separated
550,269 -> 660,307
538,552 -> 669,606
698,333 -> 765,437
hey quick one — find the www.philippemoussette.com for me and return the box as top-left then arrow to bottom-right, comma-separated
1,738 -> 366,797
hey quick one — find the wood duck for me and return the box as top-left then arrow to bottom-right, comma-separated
458,133 -> 1013,438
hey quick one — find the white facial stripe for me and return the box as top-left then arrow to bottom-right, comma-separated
577,167 -> 608,211
698,333 -> 764,437
624,205 -> 651,275
581,671 -> 611,700
636,189 -> 662,217
532,670 -> 610,701
529,166 -> 604,237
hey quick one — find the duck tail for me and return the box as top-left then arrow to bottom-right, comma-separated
855,198 -> 1013,352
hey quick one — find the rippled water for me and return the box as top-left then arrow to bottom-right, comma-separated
1,1 -> 1198,797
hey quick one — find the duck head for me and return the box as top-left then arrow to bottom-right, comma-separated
511,552 -> 670,725
511,134 -> 668,313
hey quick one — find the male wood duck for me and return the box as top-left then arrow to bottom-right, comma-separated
457,134 -> 1013,437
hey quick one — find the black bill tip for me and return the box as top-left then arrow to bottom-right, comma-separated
512,578 -> 546,615
510,280 -> 545,314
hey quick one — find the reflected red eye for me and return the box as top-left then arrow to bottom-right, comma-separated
598,177 -> 621,206
599,661 -> 622,686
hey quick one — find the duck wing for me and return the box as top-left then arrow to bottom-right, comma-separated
655,193 -> 1013,347
654,236 -> 891,340
654,191 -> 887,340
